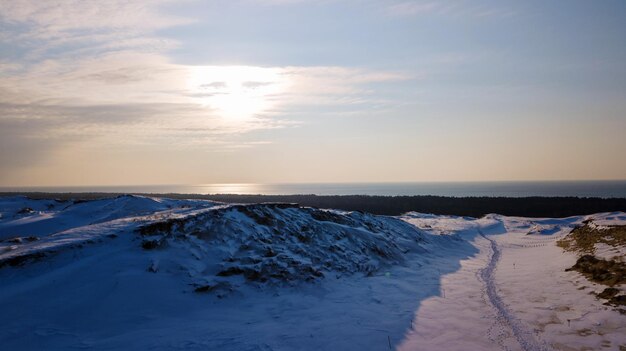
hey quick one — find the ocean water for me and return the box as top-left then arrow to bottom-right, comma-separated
1,181 -> 625,198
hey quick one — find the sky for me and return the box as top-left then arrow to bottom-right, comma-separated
0,0 -> 625,186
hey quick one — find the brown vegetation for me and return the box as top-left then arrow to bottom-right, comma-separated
565,255 -> 625,286
559,221 -> 626,310
557,221 -> 626,254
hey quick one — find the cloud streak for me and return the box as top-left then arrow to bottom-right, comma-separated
384,0 -> 516,19
0,0 -> 410,184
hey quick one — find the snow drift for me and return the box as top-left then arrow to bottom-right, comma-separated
136,203 -> 427,291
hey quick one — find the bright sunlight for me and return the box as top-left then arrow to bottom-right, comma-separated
188,66 -> 289,121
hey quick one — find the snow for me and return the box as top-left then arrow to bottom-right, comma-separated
400,213 -> 626,351
0,195 -> 212,241
595,242 -> 625,261
0,196 -> 624,350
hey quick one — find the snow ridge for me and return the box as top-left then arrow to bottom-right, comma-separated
479,230 -> 551,351
138,203 -> 429,289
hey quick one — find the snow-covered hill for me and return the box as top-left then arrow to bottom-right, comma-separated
0,196 -> 624,350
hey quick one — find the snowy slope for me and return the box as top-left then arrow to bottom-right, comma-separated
399,212 -> 626,351
0,195 -> 216,267
135,203 -> 429,291
0,195 -> 211,240
0,196 -> 624,350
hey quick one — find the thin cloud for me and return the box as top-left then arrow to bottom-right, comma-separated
385,0 -> 517,19
0,0 -> 188,63
386,1 -> 439,17
0,0 -> 411,184
0,1 -> 190,34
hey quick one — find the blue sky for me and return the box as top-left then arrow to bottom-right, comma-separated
0,0 -> 624,185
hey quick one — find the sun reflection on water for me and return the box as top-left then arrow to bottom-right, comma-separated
191,183 -> 265,194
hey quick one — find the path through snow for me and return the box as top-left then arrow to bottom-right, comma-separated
399,213 -> 626,351
478,230 -> 551,351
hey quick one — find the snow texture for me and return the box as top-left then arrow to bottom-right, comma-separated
0,196 -> 625,350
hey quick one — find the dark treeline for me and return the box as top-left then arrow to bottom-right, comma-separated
184,194 -> 626,217
2,192 -> 626,218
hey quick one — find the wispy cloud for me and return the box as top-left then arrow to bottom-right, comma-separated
0,1 -> 410,183
0,1 -> 187,62
0,1 -> 189,40
384,0 -> 516,19
386,1 -> 439,17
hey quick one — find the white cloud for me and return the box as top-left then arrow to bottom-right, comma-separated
0,0 -> 189,62
0,0 -> 189,33
0,0 -> 410,183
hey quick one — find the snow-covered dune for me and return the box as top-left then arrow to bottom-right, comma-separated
0,196 -> 624,350
0,195 -> 209,240
136,203 -> 430,291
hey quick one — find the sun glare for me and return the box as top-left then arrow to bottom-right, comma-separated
188,66 -> 288,121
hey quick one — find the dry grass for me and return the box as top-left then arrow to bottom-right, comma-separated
557,221 -> 626,254
565,255 -> 625,287
558,220 -> 626,311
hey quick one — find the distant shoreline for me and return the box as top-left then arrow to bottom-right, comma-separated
1,180 -> 625,198
2,192 -> 625,218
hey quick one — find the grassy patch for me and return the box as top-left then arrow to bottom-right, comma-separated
559,220 -> 626,310
557,220 -> 626,254
565,255 -> 626,286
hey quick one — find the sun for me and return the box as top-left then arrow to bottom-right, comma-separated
187,66 -> 288,121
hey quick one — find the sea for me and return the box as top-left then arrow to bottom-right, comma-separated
1,180 -> 625,198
